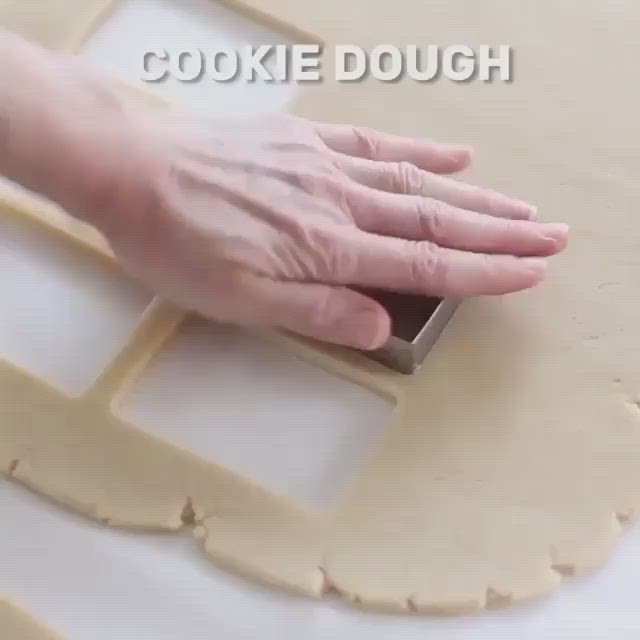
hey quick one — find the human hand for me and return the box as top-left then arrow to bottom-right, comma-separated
65,96 -> 568,351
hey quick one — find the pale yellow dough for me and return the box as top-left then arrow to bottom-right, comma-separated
0,600 -> 62,640
2,0 -> 640,617
0,0 -> 115,50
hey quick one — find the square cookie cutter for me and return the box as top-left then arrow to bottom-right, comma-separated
359,290 -> 460,375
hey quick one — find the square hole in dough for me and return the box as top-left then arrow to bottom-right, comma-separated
122,320 -> 393,511
81,0 -> 298,116
0,204 -> 151,396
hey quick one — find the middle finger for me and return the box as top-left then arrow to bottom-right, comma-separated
345,183 -> 568,257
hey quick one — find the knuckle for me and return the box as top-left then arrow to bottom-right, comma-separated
296,170 -> 347,200
395,161 -> 425,194
409,241 -> 445,289
417,198 -> 449,239
293,169 -> 322,195
351,125 -> 381,159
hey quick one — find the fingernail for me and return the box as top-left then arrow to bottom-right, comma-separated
542,222 -> 569,245
525,205 -> 538,221
521,257 -> 548,278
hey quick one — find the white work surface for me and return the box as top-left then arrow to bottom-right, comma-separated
1,1 -> 640,638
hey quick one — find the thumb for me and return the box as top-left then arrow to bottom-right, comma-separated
233,274 -> 391,351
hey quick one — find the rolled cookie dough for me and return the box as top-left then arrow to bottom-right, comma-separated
0,0 -> 114,50
0,600 -> 62,640
2,0 -> 640,615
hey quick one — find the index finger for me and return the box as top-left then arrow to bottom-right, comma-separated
315,122 -> 472,175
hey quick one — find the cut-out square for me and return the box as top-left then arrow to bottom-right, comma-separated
122,321 -> 393,510
0,210 -> 151,395
82,0 -> 298,116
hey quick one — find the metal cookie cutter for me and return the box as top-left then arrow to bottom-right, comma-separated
359,290 -> 460,375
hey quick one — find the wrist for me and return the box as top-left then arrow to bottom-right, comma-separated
0,32 -> 151,231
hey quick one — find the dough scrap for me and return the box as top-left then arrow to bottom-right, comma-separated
2,0 -> 640,616
0,600 -> 62,640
